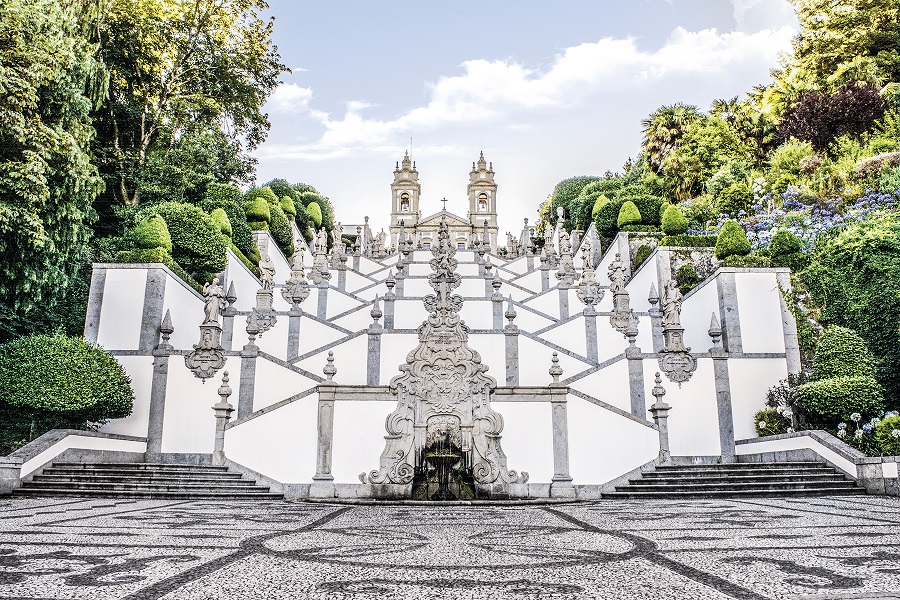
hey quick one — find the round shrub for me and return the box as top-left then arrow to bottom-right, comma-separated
0,334 -> 134,448
812,325 -> 877,381
201,184 -> 256,263
306,201 -> 323,229
675,264 -> 700,294
768,230 -> 802,257
130,215 -> 172,253
754,408 -> 792,437
619,193 -> 664,226
875,415 -> 900,456
717,181 -> 752,215
268,202 -> 295,257
591,194 -> 611,221
791,376 -> 885,422
715,220 -> 751,259
633,244 -> 653,270
145,202 -> 228,282
661,204 -> 689,235
210,208 -> 232,238
595,197 -> 625,236
244,187 -> 275,226
280,196 -> 297,219
617,201 -> 642,228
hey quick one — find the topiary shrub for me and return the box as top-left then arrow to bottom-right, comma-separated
143,202 -> 228,283
280,196 -> 297,219
210,208 -> 232,238
129,215 -> 172,253
791,376 -> 885,422
715,220 -> 751,259
244,187 -> 275,229
719,253 -> 771,268
268,202 -> 295,257
661,204 -> 689,235
875,415 -> 900,456
617,201 -> 642,228
754,408 -> 792,437
201,184 -> 257,264
812,325 -> 877,381
591,194 -> 611,221
306,201 -> 323,229
768,229 -> 802,256
660,234 -> 718,247
633,245 -> 653,270
114,247 -> 202,292
626,194 -> 664,227
0,334 -> 134,452
595,197 -> 625,236
717,181 -> 752,215
675,264 -> 700,294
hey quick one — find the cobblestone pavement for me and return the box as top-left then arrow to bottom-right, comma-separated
1,495 -> 899,599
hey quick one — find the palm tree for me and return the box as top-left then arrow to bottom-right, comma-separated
641,103 -> 701,174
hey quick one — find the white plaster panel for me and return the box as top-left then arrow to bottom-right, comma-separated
392,299 -> 428,329
727,358 -> 788,441
502,258 -> 528,275
296,335 -> 368,385
21,436 -> 147,477
458,300 -> 493,330
160,357 -> 236,453
526,290 -> 560,320
593,288 -> 613,313
502,285 -> 532,303
225,396 -> 318,482
271,286 -> 291,312
358,257 -> 386,276
681,276 -> 719,354
223,250 -> 260,312
735,436 -> 856,475
883,463 -> 898,478
513,270 -> 543,294
380,333 -> 417,383
331,400 -> 398,483
332,305 -> 376,332
517,337 -> 591,385
735,272 -> 785,354
469,334 -> 506,382
161,272 -> 205,351
661,358 -> 722,457
351,285 -> 380,303
100,355 -> 154,438
491,402 -> 553,482
595,238 -> 623,280
457,278 -> 486,298
568,359 -> 631,413
457,263 -> 479,277
97,268 -> 147,350
624,253 -> 659,313
567,397 -> 659,485
254,317 -> 289,357
252,357 -> 320,412
327,290 -> 364,319
345,271 -> 375,295
297,319 -> 345,354
402,278 -> 432,298
406,263 -> 432,277
540,317 -> 588,360
512,307 -> 555,332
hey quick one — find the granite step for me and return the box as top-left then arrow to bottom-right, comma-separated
14,488 -> 285,499
40,468 -> 245,479
32,474 -> 258,485
632,474 -> 851,484
602,487 -> 867,499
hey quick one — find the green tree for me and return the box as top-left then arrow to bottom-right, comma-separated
0,0 -> 104,319
641,103 -> 702,174
548,176 -> 600,229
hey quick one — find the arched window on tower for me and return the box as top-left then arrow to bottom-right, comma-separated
478,193 -> 488,212
400,192 -> 410,212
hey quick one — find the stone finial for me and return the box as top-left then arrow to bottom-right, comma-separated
648,281 -> 659,307
217,371 -> 233,405
549,352 -> 563,385
652,372 -> 666,404
504,295 -> 517,328
492,273 -> 502,299
323,351 -> 337,382
158,309 -> 174,350
245,313 -> 259,345
708,312 -> 723,349
484,255 -> 492,273
370,295 -> 383,323
625,310 -> 639,347
385,270 -> 396,293
225,281 -> 237,307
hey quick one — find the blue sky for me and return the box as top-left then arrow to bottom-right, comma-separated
254,0 -> 798,236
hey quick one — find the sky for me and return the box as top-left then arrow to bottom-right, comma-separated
254,0 -> 799,237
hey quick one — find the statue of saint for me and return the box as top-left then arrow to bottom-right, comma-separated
315,228 -> 328,254
607,253 -> 627,294
259,255 -> 276,290
202,277 -> 225,324
662,280 -> 683,328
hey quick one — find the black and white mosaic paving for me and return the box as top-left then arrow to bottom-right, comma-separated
1,495 -> 899,599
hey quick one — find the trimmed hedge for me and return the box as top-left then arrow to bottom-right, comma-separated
791,376 -> 885,422
660,234 -> 718,247
591,194 -> 611,221
715,220 -> 751,259
201,184 -> 258,265
0,334 -> 134,451
280,196 -> 297,218
633,244 -> 653,270
114,247 -> 202,292
244,188 -> 273,224
812,325 -> 877,381
210,208 -> 232,238
617,201 -> 642,228
661,204 -> 689,235
719,253 -> 771,268
144,202 -> 228,282
130,215 -> 172,253
268,201 -> 295,257
875,416 -> 900,456
306,201 -> 323,228
769,229 -> 802,256
754,408 -> 792,436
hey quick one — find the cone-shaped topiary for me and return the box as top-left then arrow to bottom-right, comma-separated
280,196 -> 297,218
591,194 -> 610,221
210,208 -> 232,238
306,201 -> 323,228
715,220 -> 751,259
130,215 -> 172,253
769,229 -> 802,256
661,204 -> 689,235
812,325 -> 877,381
143,202 -> 228,282
617,201 -> 642,228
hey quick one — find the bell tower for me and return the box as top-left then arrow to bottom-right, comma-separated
467,151 -> 499,252
390,151 -> 421,248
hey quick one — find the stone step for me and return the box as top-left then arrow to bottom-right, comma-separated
41,468 -> 245,479
616,480 -> 860,493
32,474 -> 256,485
653,461 -> 827,471
51,462 -> 229,471
641,467 -> 838,478
603,487 -> 867,499
13,488 -> 284,500
632,474 -> 851,485
22,481 -> 274,493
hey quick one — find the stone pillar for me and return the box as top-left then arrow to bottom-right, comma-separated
548,353 -> 574,497
540,252 -> 550,292
648,373 -> 672,465
558,286 -> 569,320
337,254 -> 347,292
709,313 -> 736,462
617,233 -> 633,279
648,282 -> 664,353
237,321 -> 259,419
504,298 -> 519,386
287,307 -> 302,361
776,270 -> 802,374
311,352 -> 337,498
146,310 -> 173,458
83,266 -> 107,344
317,282 -> 328,320
367,298 -> 383,385
138,268 -> 167,352
0,457 -> 23,495
221,282 -> 237,351
584,305 -> 598,363
716,271 -> 743,353
624,311 -> 646,418
211,372 -> 235,467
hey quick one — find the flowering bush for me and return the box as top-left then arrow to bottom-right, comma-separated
754,407 -> 792,436
875,414 -> 900,456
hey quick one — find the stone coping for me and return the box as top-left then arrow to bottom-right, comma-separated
300,498 -> 580,506
5,429 -> 147,465
92,262 -> 204,301
736,429 -> 900,464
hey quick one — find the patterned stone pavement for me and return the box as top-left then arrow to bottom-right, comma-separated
1,495 -> 899,599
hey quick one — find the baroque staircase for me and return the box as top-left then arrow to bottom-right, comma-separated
13,462 -> 283,500
605,461 -> 865,498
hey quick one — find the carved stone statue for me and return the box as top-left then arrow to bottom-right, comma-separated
315,227 -> 328,254
259,255 -> 276,290
202,277 -> 226,325
608,253 -> 627,294
662,280 -> 683,329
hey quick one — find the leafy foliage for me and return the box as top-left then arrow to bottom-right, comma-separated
660,234 -> 718,247
141,202 -> 227,282
306,201 -> 324,228
675,264 -> 700,294
129,215 -> 172,253
812,325 -> 877,381
617,201 -> 641,228
715,220 -> 751,259
201,183 -> 258,265
754,408 -> 792,436
792,376 -> 885,422
875,415 -> 900,456
661,204 -> 689,235
210,208 -> 232,238
633,245 -> 653,270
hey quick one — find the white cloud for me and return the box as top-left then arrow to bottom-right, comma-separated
258,26 -> 795,161
731,0 -> 766,28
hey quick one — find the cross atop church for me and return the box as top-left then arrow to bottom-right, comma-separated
441,197 -> 448,211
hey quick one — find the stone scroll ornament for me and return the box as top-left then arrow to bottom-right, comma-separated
362,217 -> 527,486
608,253 -> 631,333
658,279 -> 697,386
185,277 -> 227,381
